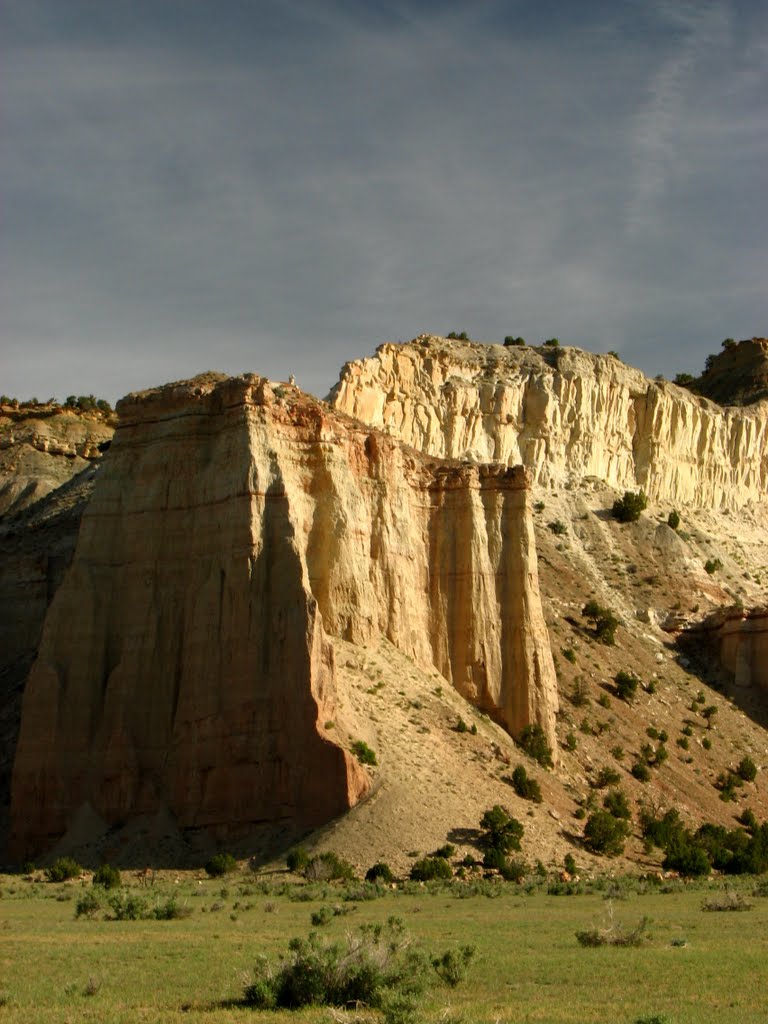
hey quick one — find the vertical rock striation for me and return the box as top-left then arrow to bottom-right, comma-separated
683,606 -> 768,691
329,337 -> 768,512
10,373 -> 556,858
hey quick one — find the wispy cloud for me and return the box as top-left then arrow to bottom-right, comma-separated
1,1 -> 766,402
626,1 -> 731,235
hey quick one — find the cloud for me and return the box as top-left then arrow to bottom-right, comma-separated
1,1 -> 766,403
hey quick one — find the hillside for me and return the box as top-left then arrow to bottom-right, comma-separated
2,340 -> 768,877
0,401 -> 114,515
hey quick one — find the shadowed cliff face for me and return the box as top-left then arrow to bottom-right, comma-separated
683,605 -> 768,693
10,374 -> 556,859
329,337 -> 768,512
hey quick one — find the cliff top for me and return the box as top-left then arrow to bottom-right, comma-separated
692,338 -> 768,407
334,334 -> 768,413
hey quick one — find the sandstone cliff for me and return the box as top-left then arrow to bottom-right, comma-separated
10,374 -> 556,858
329,337 -> 768,512
683,605 -> 768,692
693,338 -> 768,407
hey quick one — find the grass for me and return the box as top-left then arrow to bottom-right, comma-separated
1,874 -> 768,1022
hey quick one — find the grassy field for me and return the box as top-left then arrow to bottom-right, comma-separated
1,871 -> 767,1024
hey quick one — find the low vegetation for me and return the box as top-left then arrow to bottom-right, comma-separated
242,915 -> 460,1011
509,764 -> 543,803
5,866 -> 768,1022
518,723 -> 554,768
582,600 -> 619,645
351,739 -> 378,765
611,490 -> 648,523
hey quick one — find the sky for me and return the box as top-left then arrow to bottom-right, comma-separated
2,0 -> 766,406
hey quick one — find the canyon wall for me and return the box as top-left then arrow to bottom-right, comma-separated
10,374 -> 557,858
684,606 -> 768,691
330,337 -> 768,512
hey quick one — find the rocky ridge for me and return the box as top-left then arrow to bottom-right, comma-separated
694,338 -> 768,407
0,404 -> 114,516
9,373 -> 557,859
330,336 -> 768,512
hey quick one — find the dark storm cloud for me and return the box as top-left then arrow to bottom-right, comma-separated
2,0 -> 766,403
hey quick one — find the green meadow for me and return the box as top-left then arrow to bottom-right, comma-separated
1,873 -> 766,1024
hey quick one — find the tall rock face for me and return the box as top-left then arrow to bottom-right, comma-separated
329,337 -> 768,512
0,465 -> 100,854
683,606 -> 768,691
10,374 -> 557,859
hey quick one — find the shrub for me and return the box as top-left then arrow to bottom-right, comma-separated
504,336 -> 526,346
631,761 -> 651,783
305,852 -> 356,882
75,891 -> 102,919
205,853 -> 238,878
582,600 -> 619,645
446,331 -> 469,341
640,807 -> 683,849
92,864 -> 121,890
597,693 -> 610,708
661,831 -> 711,877
565,732 -> 577,751
518,723 -> 553,768
702,705 -> 718,728
107,892 -> 148,920
702,891 -> 753,912
481,847 -> 527,881
583,811 -> 630,856
243,917 -> 435,1009
310,906 -> 334,927
576,914 -> 650,947
287,847 -> 310,873
454,717 -> 469,733
351,740 -> 378,766
569,676 -> 589,706
614,670 -> 639,701
737,756 -> 757,782
715,771 -> 743,802
603,789 -> 632,820
410,856 -> 452,882
510,765 -> 543,803
431,844 -> 456,860
562,646 -> 577,664
543,338 -> 560,347
153,897 -> 191,920
45,858 -> 82,883
611,490 -> 648,523
548,520 -> 567,535
667,510 -> 680,530
366,862 -> 394,884
431,945 -> 476,987
737,809 -> 758,832
500,856 -> 529,882
479,805 -> 524,854
704,558 -> 723,575
592,766 -> 621,789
